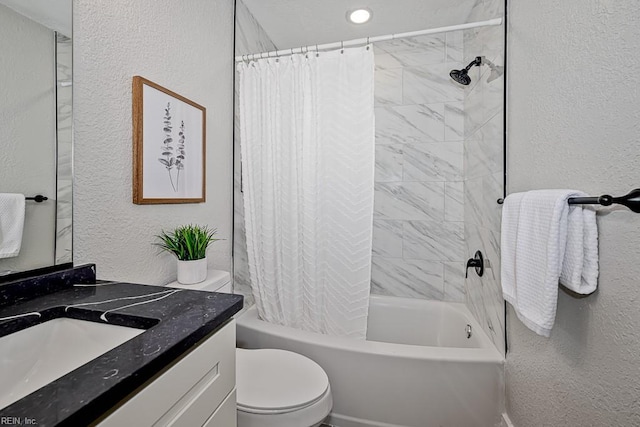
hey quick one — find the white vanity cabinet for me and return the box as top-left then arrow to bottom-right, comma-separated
97,320 -> 236,427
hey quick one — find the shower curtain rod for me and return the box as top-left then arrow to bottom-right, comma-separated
235,17 -> 503,62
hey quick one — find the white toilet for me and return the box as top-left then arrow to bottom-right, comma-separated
166,270 -> 333,427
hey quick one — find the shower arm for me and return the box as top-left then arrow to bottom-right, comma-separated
463,57 -> 483,72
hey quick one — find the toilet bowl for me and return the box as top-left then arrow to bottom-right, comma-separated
236,348 -> 332,427
166,270 -> 333,427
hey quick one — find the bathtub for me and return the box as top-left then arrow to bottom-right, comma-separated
236,295 -> 504,427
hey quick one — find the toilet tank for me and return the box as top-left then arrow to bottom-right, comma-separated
166,269 -> 231,293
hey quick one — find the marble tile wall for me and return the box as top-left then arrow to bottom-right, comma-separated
371,31 -> 467,302
462,20 -> 506,354
233,0 -> 278,310
55,33 -> 73,264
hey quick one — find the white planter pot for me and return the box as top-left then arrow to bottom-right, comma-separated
177,258 -> 207,285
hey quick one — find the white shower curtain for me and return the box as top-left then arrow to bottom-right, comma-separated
237,46 -> 375,339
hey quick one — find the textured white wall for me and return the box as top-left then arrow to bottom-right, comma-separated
0,5 -> 56,272
73,0 -> 234,284
506,0 -> 640,425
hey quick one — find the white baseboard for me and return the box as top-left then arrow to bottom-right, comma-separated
327,412 -> 513,427
326,413 -> 403,427
502,412 -> 515,427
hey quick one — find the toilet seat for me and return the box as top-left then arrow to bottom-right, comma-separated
238,387 -> 331,415
236,348 -> 330,414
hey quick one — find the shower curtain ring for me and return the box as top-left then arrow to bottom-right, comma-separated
366,37 -> 370,50
341,41 -> 344,54
316,44 -> 319,57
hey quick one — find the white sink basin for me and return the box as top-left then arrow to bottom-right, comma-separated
0,318 -> 144,409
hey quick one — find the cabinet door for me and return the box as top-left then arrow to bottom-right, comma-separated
203,390 -> 236,427
98,321 -> 236,427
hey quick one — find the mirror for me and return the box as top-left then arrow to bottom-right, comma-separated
0,0 -> 72,280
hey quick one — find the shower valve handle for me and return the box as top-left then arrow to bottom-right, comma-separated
465,251 -> 484,278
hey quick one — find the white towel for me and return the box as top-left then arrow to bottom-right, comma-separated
501,190 -> 599,337
0,194 -> 26,259
560,203 -> 599,294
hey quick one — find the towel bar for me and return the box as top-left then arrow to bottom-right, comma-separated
497,188 -> 640,213
26,195 -> 48,203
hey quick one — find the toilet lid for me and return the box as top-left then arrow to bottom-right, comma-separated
236,348 -> 329,412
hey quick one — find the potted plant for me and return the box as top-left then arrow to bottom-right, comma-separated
155,224 -> 220,284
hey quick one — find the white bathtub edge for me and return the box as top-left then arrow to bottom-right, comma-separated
237,304 -> 504,364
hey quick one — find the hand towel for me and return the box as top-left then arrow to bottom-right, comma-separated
559,203 -> 599,294
0,194 -> 26,259
500,192 -> 524,307
501,190 -> 599,337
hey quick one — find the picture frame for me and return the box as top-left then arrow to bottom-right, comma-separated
132,76 -> 206,204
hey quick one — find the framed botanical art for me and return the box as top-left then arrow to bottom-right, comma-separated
132,76 -> 206,204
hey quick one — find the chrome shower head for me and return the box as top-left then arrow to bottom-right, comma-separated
449,56 -> 482,86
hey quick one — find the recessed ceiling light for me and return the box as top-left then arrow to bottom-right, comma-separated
347,9 -> 372,24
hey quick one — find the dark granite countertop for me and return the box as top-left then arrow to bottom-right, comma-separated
0,265 -> 243,427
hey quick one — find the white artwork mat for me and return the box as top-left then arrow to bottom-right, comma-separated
141,84 -> 203,199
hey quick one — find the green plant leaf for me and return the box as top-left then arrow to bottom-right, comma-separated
153,224 -> 221,261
